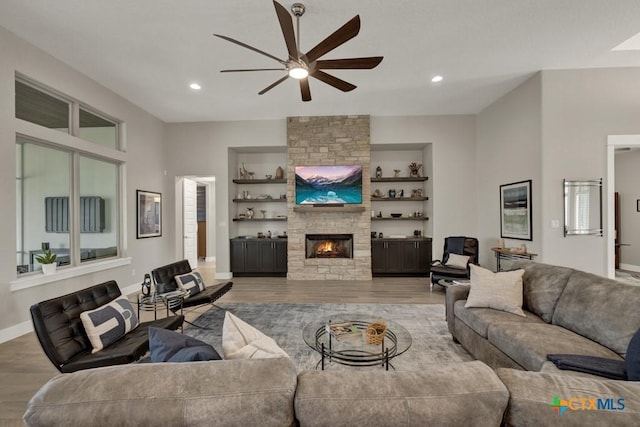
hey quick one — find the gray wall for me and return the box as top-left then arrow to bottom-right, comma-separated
0,26 -> 172,333
615,149 -> 640,270
476,73 -> 542,269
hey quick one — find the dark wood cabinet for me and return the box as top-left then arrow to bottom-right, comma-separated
230,238 -> 287,276
371,238 -> 431,276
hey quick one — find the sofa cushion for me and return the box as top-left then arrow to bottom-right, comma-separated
552,270 -> 640,355
24,358 -> 298,427
512,260 -> 574,322
488,322 -> 622,371
295,361 -> 508,427
222,312 -> 288,360
465,265 -> 526,317
148,326 -> 221,362
454,300 -> 545,338
497,368 -> 640,426
80,296 -> 139,353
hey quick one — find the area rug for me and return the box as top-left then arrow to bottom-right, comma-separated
184,303 -> 473,372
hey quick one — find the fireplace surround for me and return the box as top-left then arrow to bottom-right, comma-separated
305,234 -> 353,259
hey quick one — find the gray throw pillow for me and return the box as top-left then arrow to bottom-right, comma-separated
149,327 -> 221,362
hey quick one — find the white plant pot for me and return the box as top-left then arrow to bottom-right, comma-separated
41,263 -> 57,274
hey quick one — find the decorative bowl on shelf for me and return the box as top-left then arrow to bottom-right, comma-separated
390,213 -> 402,218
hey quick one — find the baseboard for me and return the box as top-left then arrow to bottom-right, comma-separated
619,263 -> 640,273
215,272 -> 233,280
204,256 -> 216,263
0,320 -> 33,344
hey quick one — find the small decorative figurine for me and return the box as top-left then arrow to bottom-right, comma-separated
408,162 -> 422,178
394,169 -> 401,178
275,166 -> 284,179
246,207 -> 254,219
411,188 -> 423,198
399,189 -> 404,197
239,162 -> 248,179
372,189 -> 383,198
375,166 -> 382,178
388,189 -> 396,198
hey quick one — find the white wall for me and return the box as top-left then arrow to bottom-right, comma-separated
540,68 -> 640,274
0,26 -> 170,333
476,73 -> 542,269
615,149 -> 640,269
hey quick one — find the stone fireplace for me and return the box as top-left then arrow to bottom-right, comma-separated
305,234 -> 353,259
287,115 -> 372,280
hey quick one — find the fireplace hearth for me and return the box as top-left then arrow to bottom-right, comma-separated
305,234 -> 353,259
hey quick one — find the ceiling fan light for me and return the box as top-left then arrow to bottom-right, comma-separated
289,67 -> 309,79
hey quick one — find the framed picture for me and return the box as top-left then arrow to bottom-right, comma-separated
500,180 -> 532,241
137,190 -> 162,238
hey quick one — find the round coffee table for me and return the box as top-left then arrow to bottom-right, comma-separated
302,313 -> 412,370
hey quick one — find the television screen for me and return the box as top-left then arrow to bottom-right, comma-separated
295,165 -> 363,205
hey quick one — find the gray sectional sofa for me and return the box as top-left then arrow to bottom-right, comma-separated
446,260 -> 640,371
23,261 -> 640,426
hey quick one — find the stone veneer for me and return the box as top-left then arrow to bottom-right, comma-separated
287,115 -> 372,280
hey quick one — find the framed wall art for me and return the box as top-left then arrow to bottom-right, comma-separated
500,180 -> 532,241
137,190 -> 162,238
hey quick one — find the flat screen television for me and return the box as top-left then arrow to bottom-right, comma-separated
295,165 -> 363,205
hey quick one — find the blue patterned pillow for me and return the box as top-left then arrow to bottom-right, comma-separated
149,327 -> 221,362
626,328 -> 640,381
174,272 -> 205,297
80,296 -> 139,353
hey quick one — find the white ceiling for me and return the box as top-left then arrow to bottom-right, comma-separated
2,0 -> 640,123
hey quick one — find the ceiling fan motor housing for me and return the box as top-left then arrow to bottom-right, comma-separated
291,3 -> 305,17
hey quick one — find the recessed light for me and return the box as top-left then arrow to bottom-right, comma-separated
189,83 -> 202,90
431,75 -> 443,83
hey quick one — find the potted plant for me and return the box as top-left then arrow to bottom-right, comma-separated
36,243 -> 57,274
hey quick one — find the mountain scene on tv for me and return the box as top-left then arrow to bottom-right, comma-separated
295,165 -> 363,204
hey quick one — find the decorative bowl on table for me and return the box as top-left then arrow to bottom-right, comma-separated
390,213 -> 402,218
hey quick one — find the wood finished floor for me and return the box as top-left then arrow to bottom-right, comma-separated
0,262 -> 444,425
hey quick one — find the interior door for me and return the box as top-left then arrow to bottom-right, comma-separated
183,178 -> 198,268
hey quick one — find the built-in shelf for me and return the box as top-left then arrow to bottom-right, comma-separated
233,179 -> 286,184
233,198 -> 286,203
372,217 -> 429,221
371,197 -> 429,202
371,177 -> 428,183
232,218 -> 287,222
293,206 -> 366,213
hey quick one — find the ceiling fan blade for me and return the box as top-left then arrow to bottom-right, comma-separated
311,70 -> 356,92
316,56 -> 383,70
221,68 -> 285,72
213,34 -> 286,65
258,75 -> 290,95
300,78 -> 311,102
305,15 -> 361,63
273,0 -> 298,60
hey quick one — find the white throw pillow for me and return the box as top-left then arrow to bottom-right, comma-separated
80,296 -> 139,353
222,312 -> 289,360
445,253 -> 470,269
465,264 -> 526,317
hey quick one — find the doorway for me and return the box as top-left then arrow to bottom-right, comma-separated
175,176 -> 216,269
606,135 -> 640,279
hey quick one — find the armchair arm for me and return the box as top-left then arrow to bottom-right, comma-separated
445,284 -> 470,336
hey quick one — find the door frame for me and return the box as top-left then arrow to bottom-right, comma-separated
175,176 -> 216,264
606,135 -> 640,278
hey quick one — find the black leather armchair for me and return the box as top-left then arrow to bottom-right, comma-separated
30,281 -> 183,373
151,259 -> 233,310
430,236 -> 479,287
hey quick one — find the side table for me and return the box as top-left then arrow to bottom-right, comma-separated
491,247 -> 537,271
134,290 -> 188,332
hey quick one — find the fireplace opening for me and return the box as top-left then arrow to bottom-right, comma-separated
305,234 -> 353,259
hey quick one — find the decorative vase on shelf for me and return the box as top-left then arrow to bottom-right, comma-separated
246,208 -> 254,219
275,166 -> 284,179
375,166 -> 382,178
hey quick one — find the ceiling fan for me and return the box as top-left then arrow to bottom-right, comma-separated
213,1 -> 383,102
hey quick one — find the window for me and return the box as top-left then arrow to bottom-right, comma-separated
15,77 -> 123,275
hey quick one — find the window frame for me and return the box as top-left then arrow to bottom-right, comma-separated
11,75 -> 129,289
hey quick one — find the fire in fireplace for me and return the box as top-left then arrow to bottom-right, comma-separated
305,234 -> 353,259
